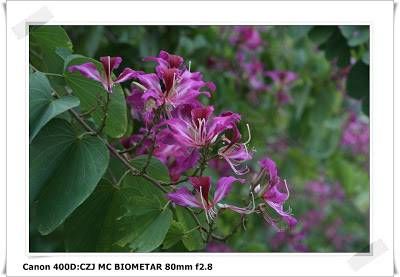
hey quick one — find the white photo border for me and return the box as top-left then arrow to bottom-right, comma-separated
6,1 -> 393,276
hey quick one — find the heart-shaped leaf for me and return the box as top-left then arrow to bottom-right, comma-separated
30,26 -> 73,73
339,26 -> 369,47
30,119 -> 109,235
29,71 -> 80,142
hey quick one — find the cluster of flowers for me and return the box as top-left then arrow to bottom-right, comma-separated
208,26 -> 298,105
341,111 -> 369,156
269,179 -> 348,251
68,51 -> 296,228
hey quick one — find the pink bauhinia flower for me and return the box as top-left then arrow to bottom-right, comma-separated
167,176 -> 245,222
144,50 -> 185,79
68,56 -> 136,93
165,105 -> 241,148
230,26 -> 263,50
258,157 -> 297,230
341,112 -> 369,155
128,51 -> 215,117
265,70 -> 298,86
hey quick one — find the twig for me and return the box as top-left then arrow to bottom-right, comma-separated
162,177 -> 188,186
79,106 -> 97,117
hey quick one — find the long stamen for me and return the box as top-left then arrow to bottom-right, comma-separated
172,73 -> 177,93
244,123 -> 252,145
199,186 -> 210,223
188,60 -> 192,72
283,179 -> 290,198
194,118 -> 207,145
220,153 -> 249,175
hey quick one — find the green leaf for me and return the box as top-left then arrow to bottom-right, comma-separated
321,29 -> 351,67
64,56 -> 128,138
64,180 -> 114,252
120,208 -> 172,252
347,61 -> 369,100
292,79 -> 311,120
328,155 -> 369,201
30,26 -> 73,51
29,71 -> 80,142
287,26 -> 312,40
30,26 -> 73,73
339,26 -> 369,47
362,49 -> 370,65
30,119 -> 109,235
305,117 -> 344,159
97,175 -> 172,252
308,26 -> 336,44
131,155 -> 170,183
162,221 -> 186,249
175,207 -> 204,251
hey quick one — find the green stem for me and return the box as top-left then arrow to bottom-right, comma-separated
79,106 -> 97,117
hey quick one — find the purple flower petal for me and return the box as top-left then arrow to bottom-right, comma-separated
259,157 -> 278,180
167,149 -> 200,182
165,118 -> 195,147
144,50 -> 184,77
207,112 -> 241,142
68,62 -> 102,83
214,176 -> 244,203
114,68 -> 139,84
168,187 -> 201,208
136,73 -> 162,93
264,179 -> 289,204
